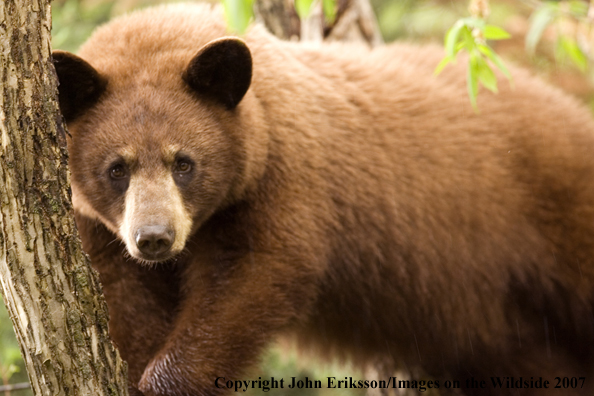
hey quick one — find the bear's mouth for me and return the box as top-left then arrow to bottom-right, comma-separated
127,247 -> 183,265
133,250 -> 178,263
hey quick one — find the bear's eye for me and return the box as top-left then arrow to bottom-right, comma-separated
109,164 -> 127,179
174,159 -> 192,173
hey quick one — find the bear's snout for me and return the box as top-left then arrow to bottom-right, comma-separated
134,225 -> 175,260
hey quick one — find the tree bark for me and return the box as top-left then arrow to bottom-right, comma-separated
0,1 -> 129,395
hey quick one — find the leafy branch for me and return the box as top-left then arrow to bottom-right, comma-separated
435,0 -> 512,110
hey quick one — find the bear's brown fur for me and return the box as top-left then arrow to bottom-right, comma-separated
53,3 -> 594,395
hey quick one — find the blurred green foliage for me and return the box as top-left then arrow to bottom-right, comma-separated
526,1 -> 589,72
246,346 -> 365,396
223,0 -> 254,34
51,0 -> 182,52
371,0 -> 463,42
293,0 -> 337,24
0,295 -> 32,396
52,0 -> 115,52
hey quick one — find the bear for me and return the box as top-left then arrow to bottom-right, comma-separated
52,3 -> 594,396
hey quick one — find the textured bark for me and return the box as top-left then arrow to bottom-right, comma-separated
0,1 -> 129,395
254,0 -> 383,45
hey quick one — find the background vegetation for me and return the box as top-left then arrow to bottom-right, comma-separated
2,0 -> 594,394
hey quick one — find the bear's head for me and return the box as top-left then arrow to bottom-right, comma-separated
53,37 -> 266,263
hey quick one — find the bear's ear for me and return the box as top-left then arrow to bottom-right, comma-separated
183,37 -> 252,109
52,50 -> 107,122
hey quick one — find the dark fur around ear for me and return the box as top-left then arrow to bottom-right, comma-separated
183,37 -> 252,109
52,50 -> 107,122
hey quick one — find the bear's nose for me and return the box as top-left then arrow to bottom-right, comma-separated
135,225 -> 174,257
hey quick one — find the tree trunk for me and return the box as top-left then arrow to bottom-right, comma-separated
0,1 -> 129,395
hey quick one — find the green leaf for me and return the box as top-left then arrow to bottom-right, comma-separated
439,17 -> 514,109
477,60 -> 498,93
484,25 -> 511,40
222,0 -> 254,34
461,26 -> 476,51
461,16 -> 485,31
295,0 -> 316,20
467,54 -> 480,110
434,56 -> 453,76
322,0 -> 337,24
526,3 -> 557,54
445,20 -> 466,58
478,44 -> 512,81
557,36 -> 588,72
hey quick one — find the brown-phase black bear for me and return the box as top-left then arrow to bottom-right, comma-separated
53,3 -> 594,396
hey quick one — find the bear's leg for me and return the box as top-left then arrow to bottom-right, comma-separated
137,251 -> 320,396
103,262 -> 180,390
74,215 -> 181,391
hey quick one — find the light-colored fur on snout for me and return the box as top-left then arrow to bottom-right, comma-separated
120,171 -> 193,261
